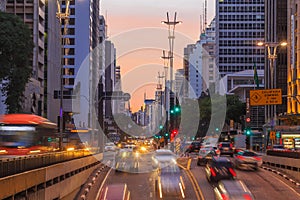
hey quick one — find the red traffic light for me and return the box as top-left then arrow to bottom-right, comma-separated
246,117 -> 251,123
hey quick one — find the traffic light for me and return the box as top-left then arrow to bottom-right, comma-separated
159,125 -> 163,130
244,127 -> 252,136
47,137 -> 52,142
276,131 -> 281,138
215,127 -> 219,132
174,106 -> 180,113
170,109 -> 174,114
165,132 -> 169,137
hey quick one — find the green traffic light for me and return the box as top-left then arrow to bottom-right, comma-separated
170,110 -> 174,114
175,106 -> 180,112
215,128 -> 219,131
165,133 -> 169,137
159,125 -> 163,129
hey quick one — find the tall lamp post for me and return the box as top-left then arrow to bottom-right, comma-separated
161,12 -> 182,138
257,41 -> 287,146
56,0 -> 72,150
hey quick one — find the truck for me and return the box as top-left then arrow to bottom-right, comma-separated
234,134 -> 246,150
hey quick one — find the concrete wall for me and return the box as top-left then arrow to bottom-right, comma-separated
0,154 -> 103,199
263,155 -> 300,181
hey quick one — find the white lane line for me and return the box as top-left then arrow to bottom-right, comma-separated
268,171 -> 300,197
150,192 -> 153,198
95,168 -> 113,200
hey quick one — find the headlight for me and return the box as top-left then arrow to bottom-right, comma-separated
29,150 -> 41,154
0,149 -> 8,154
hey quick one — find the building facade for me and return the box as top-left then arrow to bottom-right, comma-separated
287,0 -> 299,115
216,0 -> 265,78
5,0 -> 46,115
47,0 -> 101,129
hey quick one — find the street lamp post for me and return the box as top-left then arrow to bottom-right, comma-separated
56,0 -> 72,150
257,41 -> 287,127
161,12 -> 182,139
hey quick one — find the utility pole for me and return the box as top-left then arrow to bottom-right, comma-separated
162,12 -> 182,141
56,0 -> 71,150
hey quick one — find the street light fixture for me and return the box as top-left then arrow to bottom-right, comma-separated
257,41 -> 287,131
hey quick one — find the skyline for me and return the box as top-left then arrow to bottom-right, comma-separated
101,0 -> 216,112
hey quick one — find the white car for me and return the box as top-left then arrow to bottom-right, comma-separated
104,143 -> 117,152
152,149 -> 177,168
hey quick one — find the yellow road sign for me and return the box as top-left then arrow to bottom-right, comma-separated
250,89 -> 282,106
270,131 -> 276,140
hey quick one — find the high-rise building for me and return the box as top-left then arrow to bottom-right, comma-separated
216,0 -> 265,78
288,0 -> 300,115
5,0 -> 46,115
47,0 -> 101,127
184,18 -> 217,99
263,0 -> 288,124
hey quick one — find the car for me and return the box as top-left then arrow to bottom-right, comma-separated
104,142 -> 117,152
155,163 -> 185,199
218,142 -> 234,157
205,156 -> 236,182
272,144 -> 285,150
233,150 -> 262,170
152,149 -> 177,169
213,180 -> 254,200
185,141 -> 201,153
98,183 -> 131,200
197,146 -> 217,166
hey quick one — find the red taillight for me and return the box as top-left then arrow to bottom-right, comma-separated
221,194 -> 229,200
254,156 -> 262,161
210,167 -> 216,177
189,145 -> 193,148
243,194 -> 252,200
229,167 -> 236,177
236,155 -> 245,160
219,144 -> 222,148
230,143 -> 233,148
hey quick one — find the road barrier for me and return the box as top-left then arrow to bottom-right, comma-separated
0,149 -> 93,178
266,150 -> 300,158
263,155 -> 300,182
0,153 -> 103,199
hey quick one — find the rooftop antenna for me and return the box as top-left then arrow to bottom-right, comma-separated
105,10 -> 109,38
204,0 -> 207,29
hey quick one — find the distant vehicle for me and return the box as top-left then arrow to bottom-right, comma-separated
98,183 -> 131,200
218,142 -> 234,157
234,134 -> 246,149
272,144 -> 285,150
152,149 -> 177,168
205,156 -> 236,182
214,180 -> 254,200
104,142 -> 117,152
186,141 -> 201,153
115,148 -> 135,172
155,163 -> 185,199
233,150 -> 262,170
197,146 -> 217,166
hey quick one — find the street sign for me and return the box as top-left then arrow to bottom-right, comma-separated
270,131 -> 276,140
250,89 -> 282,106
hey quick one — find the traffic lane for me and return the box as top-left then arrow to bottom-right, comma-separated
107,170 -> 155,199
190,158 -> 215,200
236,168 -> 300,200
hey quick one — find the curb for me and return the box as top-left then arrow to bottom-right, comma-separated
261,165 -> 300,187
80,161 -> 110,200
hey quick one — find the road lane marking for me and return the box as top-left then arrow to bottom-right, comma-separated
95,167 -> 112,200
184,169 -> 205,200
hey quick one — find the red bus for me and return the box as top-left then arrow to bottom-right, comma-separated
0,114 -> 58,155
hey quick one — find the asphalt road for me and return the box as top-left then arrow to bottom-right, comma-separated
85,152 -> 300,200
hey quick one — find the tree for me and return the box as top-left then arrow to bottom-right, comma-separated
0,11 -> 33,113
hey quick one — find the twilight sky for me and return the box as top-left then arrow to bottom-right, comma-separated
100,0 -> 216,112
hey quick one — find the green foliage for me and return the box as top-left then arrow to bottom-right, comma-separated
0,11 -> 33,113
